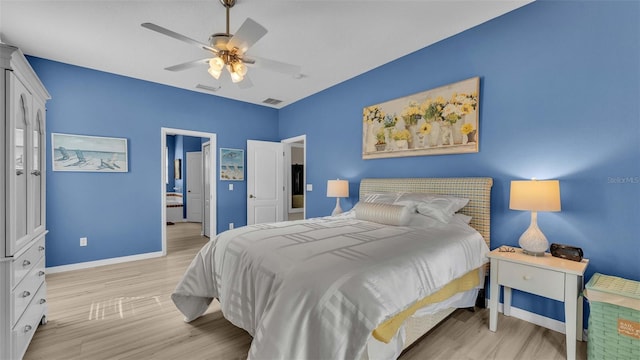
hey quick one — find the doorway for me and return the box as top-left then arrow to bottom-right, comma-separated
283,135 -> 306,221
245,135 -> 306,225
161,127 -> 216,256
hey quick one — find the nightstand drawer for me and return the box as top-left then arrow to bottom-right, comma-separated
499,261 -> 565,301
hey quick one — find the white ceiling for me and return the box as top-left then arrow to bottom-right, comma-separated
0,1 -> 532,109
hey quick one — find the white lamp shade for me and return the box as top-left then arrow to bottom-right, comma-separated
510,180 -> 561,212
327,179 -> 349,198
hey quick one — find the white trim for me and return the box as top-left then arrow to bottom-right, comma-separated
161,127 -> 217,256
488,300 -> 589,340
46,251 -> 163,273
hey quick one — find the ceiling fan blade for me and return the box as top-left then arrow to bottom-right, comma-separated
227,18 -> 267,53
141,23 -> 217,53
165,59 -> 210,72
246,56 -> 301,76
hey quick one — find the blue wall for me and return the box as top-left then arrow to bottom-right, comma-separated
27,0 -> 638,327
279,0 -> 640,323
28,58 -> 279,267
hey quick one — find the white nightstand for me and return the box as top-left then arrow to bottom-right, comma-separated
487,247 -> 589,360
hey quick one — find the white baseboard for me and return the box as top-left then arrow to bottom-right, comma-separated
488,300 -> 589,340
46,251 -> 164,273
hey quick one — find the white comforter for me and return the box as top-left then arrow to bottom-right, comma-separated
171,215 -> 489,360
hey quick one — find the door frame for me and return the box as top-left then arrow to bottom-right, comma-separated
282,135 -> 306,220
202,141 -> 211,237
161,127 -> 216,256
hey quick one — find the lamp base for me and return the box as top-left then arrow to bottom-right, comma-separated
331,198 -> 343,216
518,211 -> 549,256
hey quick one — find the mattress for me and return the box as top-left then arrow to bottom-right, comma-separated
172,215 -> 489,360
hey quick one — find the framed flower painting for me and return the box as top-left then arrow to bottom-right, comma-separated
362,77 -> 480,159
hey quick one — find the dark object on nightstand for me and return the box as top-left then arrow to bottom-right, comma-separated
550,243 -> 583,262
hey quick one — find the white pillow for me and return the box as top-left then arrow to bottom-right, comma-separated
416,195 -> 469,223
395,193 -> 469,223
360,191 -> 468,223
354,202 -> 411,226
455,213 -> 472,224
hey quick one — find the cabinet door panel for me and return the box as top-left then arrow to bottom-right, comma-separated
31,107 -> 45,235
8,73 -> 33,255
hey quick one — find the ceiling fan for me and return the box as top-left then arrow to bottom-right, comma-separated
141,0 -> 301,88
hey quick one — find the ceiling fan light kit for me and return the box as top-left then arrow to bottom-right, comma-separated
142,0 -> 300,88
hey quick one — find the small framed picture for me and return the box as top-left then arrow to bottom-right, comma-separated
220,148 -> 244,181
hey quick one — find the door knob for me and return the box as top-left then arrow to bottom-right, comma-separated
249,194 -> 255,198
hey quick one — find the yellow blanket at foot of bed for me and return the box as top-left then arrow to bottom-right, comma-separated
372,268 -> 481,343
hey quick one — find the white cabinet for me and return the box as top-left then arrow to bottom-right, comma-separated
1,43 -> 50,360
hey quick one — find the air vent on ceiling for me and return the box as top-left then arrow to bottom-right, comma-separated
196,84 -> 221,92
263,98 -> 283,105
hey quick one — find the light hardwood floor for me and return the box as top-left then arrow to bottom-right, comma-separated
25,222 -> 586,359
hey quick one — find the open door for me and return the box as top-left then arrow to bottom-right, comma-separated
186,151 -> 203,222
247,140 -> 283,225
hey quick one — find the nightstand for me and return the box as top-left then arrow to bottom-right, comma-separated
487,247 -> 589,360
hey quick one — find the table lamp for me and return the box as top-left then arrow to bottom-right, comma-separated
509,179 -> 561,256
327,179 -> 349,216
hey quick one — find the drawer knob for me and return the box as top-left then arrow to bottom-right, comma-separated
38,270 -> 45,276
523,275 -> 532,280
22,291 -> 31,298
39,245 -> 45,251
23,259 -> 31,267
39,298 -> 47,304
24,325 -> 32,333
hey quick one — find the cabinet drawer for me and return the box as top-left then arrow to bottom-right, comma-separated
13,236 -> 46,289
12,282 -> 47,360
13,256 -> 46,326
498,261 -> 565,301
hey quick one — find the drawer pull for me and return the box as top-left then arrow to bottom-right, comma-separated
39,245 -> 45,251
24,325 -> 33,333
523,275 -> 532,280
38,270 -> 45,276
39,298 -> 47,304
23,259 -> 31,267
22,291 -> 31,298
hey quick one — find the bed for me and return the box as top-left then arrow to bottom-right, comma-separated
172,177 -> 493,359
166,192 -> 184,223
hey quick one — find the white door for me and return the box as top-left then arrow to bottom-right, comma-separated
202,143 -> 211,236
186,151 -> 203,222
247,140 -> 283,225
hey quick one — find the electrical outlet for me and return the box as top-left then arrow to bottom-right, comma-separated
80,237 -> 88,246
229,223 -> 234,230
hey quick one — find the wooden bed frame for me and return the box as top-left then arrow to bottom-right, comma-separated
359,177 -> 493,353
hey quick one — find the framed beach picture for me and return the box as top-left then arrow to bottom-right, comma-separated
220,148 -> 244,181
362,77 -> 480,159
51,133 -> 128,172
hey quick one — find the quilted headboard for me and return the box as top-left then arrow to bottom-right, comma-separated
359,177 -> 493,248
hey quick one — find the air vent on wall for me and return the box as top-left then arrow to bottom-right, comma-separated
263,98 -> 282,105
